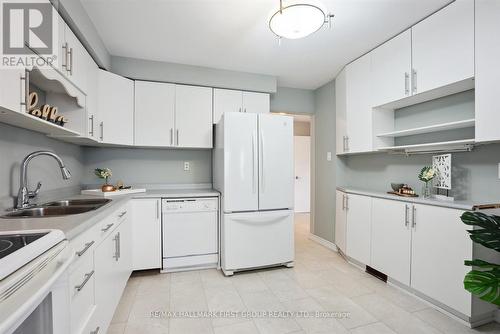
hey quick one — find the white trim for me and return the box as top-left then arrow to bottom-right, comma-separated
308,233 -> 338,252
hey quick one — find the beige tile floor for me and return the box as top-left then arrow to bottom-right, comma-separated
108,213 -> 500,334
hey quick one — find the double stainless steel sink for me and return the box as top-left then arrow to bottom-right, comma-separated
1,198 -> 111,218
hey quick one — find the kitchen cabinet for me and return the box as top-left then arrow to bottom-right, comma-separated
410,204 -> 471,316
335,69 -> 347,155
370,30 -> 412,107
345,194 -> 372,265
335,190 -> 347,253
371,198 -> 412,285
175,85 -> 213,148
411,0 -> 474,95
97,69 -> 134,145
134,81 -> 175,146
131,198 -> 161,270
84,53 -> 100,141
213,88 -> 269,124
475,0 -> 500,143
0,68 -> 25,114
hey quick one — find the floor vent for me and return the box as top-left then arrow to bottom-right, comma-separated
366,266 -> 388,283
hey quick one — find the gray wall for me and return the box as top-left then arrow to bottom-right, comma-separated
0,123 -> 85,209
312,81 -> 336,242
82,147 -> 212,186
111,56 -> 277,93
271,87 -> 315,114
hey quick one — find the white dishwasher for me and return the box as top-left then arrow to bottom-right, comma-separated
162,197 -> 218,272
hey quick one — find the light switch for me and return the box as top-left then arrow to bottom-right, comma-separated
184,161 -> 190,171
327,152 -> 332,161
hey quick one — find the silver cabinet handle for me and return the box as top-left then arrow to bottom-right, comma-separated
412,69 -> 417,94
404,204 -> 409,227
412,206 -> 416,228
342,194 -> 346,210
345,195 -> 349,210
404,72 -> 409,96
342,136 -> 346,152
118,211 -> 127,218
99,122 -> 104,141
101,223 -> 114,232
113,232 -> 120,261
238,107 -> 242,113
156,200 -> 160,220
20,70 -> 29,112
345,136 -> 349,152
89,115 -> 94,136
260,128 -> 265,192
75,270 -> 94,292
244,108 -> 247,113
252,132 -> 257,194
68,47 -> 74,75
90,327 -> 100,334
176,129 -> 179,146
62,42 -> 68,70
170,128 -> 174,146
76,241 -> 95,257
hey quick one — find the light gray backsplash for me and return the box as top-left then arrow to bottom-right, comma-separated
83,147 -> 212,187
0,123 -> 85,209
271,87 -> 315,114
313,81 -> 336,242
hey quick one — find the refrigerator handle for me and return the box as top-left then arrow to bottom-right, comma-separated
260,128 -> 265,192
252,132 -> 257,194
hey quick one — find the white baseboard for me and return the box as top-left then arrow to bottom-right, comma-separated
308,233 -> 338,252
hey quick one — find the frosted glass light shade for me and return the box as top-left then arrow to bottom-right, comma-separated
269,4 -> 326,39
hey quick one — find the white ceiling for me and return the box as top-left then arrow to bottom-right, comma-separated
81,0 -> 452,90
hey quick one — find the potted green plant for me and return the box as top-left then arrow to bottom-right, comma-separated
461,211 -> 500,306
94,168 -> 115,192
418,166 -> 436,199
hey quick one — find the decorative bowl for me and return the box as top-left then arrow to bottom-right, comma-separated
391,183 -> 404,192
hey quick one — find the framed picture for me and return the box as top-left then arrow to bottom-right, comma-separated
432,154 -> 451,190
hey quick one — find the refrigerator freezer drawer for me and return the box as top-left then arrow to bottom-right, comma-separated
221,210 -> 294,271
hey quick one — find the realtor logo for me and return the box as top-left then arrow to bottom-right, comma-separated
1,0 -> 57,68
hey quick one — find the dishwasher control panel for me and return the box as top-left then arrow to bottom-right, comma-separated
162,197 -> 218,212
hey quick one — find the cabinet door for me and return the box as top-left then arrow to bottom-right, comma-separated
346,54 -> 372,153
242,92 -> 270,114
213,88 -> 242,124
475,0 -> 500,143
335,191 -> 347,253
97,70 -> 134,145
411,0 -> 474,94
134,81 -> 175,146
64,27 -> 89,92
346,194 -> 371,265
116,212 -> 132,287
131,199 -> 161,270
371,30 -> 412,107
56,11 -> 67,75
83,51 -> 99,140
175,85 -> 213,148
0,68 -> 25,113
371,198 -> 411,285
411,205 -> 472,316
335,69 -> 347,155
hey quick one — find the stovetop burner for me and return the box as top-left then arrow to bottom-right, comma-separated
0,233 -> 48,260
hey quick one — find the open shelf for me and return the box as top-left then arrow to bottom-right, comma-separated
377,119 -> 475,138
377,139 -> 475,153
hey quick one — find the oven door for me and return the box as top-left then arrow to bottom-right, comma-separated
0,241 -> 74,334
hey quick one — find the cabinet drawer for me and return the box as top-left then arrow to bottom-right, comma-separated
97,204 -> 129,240
70,228 -> 98,270
70,253 -> 95,333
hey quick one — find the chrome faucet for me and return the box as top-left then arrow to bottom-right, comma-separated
16,151 -> 71,209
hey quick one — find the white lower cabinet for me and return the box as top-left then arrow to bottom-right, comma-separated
371,198 -> 411,285
335,191 -> 347,253
131,198 -> 161,270
345,194 -> 372,265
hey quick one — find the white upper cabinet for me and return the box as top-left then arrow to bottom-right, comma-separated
371,30 -> 412,107
63,27 -> 90,93
0,68 -> 25,114
411,0 -> 474,95
475,0 -> 500,143
335,69 -> 347,155
82,50 -> 99,140
242,92 -> 270,114
345,54 -> 372,153
213,89 -> 270,124
134,81 -> 175,147
345,194 -> 372,265
97,70 -> 134,145
175,85 -> 213,148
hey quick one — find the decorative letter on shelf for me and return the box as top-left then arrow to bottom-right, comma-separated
27,92 -> 68,127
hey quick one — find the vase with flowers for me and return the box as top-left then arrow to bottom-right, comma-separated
95,168 -> 115,192
418,166 -> 436,199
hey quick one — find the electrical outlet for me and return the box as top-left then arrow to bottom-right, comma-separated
327,152 -> 332,161
184,161 -> 190,171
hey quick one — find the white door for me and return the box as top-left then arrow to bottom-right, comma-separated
258,114 -> 294,211
97,70 -> 134,145
371,198 -> 411,285
371,30 -> 412,107
213,88 -> 242,124
335,191 -> 347,253
346,53 -> 372,153
335,69 -> 347,154
221,210 -> 294,270
346,194 -> 371,265
411,0 -> 474,94
294,136 -> 310,213
471,0 -> 499,143
131,199 -> 161,270
175,85 -> 213,148
223,113 -> 258,212
411,205 -> 472,316
134,81 -> 175,146
242,92 -> 270,114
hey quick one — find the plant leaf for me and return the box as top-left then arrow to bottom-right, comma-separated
464,269 -> 500,305
464,259 -> 500,269
461,212 -> 500,251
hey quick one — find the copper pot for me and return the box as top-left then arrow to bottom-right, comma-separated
101,184 -> 115,192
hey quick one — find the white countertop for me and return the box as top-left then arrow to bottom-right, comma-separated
0,188 -> 219,240
336,186 -> 479,211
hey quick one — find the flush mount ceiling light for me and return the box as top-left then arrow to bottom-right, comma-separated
269,0 -> 334,40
